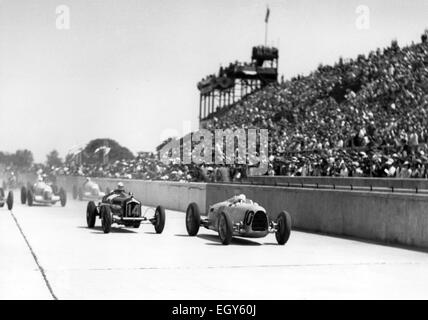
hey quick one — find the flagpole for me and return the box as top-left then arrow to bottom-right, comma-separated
265,20 -> 268,46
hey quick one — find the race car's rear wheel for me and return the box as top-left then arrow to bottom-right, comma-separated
275,211 -> 292,245
86,201 -> 97,228
185,202 -> 200,236
27,190 -> 34,206
133,221 -> 141,228
21,186 -> 27,204
0,188 -> 4,208
153,205 -> 166,234
101,206 -> 113,234
59,188 -> 67,207
218,212 -> 233,245
7,191 -> 13,210
51,185 -> 59,195
72,185 -> 78,200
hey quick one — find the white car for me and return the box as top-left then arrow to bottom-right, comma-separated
73,181 -> 108,201
21,181 -> 67,207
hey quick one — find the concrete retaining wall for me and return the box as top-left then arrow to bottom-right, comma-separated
56,176 -> 206,214
247,176 -> 428,190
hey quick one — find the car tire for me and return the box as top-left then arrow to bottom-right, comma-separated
51,185 -> 59,195
7,191 -> 13,210
27,190 -> 34,207
218,212 -> 233,245
59,188 -> 67,207
133,221 -> 141,228
21,186 -> 27,204
101,206 -> 112,234
86,201 -> 97,228
72,185 -> 78,200
185,202 -> 201,236
153,205 -> 166,234
275,211 -> 292,245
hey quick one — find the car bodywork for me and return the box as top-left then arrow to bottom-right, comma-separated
0,188 -> 13,210
86,191 -> 166,234
185,195 -> 292,245
73,181 -> 107,201
21,181 -> 67,207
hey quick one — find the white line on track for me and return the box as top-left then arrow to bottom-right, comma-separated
9,210 -> 58,300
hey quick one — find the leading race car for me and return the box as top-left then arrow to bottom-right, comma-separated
21,177 -> 67,207
86,182 -> 166,234
72,178 -> 109,201
0,188 -> 13,210
185,194 -> 291,245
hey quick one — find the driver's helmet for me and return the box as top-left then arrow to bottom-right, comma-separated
117,182 -> 125,191
235,194 -> 246,202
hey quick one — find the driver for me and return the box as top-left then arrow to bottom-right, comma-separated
228,194 -> 246,204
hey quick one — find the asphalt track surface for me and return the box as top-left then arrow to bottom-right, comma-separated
1,191 -> 428,300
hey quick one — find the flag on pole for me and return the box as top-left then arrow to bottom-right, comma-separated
265,6 -> 270,23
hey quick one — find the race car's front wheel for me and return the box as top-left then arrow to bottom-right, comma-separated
101,206 -> 113,234
86,201 -> 97,228
27,190 -> 34,207
132,221 -> 141,228
21,187 -> 27,204
153,205 -> 166,234
218,212 -> 233,245
59,188 -> 67,207
7,191 -> 13,210
185,202 -> 200,236
275,211 -> 292,245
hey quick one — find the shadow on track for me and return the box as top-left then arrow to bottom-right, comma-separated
77,226 -> 138,234
197,234 -> 262,246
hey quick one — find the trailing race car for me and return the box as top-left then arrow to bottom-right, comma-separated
185,194 -> 292,245
21,178 -> 67,207
72,178 -> 109,201
86,182 -> 166,234
0,188 -> 13,210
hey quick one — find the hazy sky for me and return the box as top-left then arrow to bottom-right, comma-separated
0,0 -> 427,162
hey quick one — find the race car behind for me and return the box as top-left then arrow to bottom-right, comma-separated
21,178 -> 67,207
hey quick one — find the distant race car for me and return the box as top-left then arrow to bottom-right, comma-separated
0,188 -> 13,210
86,184 -> 166,234
72,179 -> 110,201
185,194 -> 292,245
21,180 -> 67,207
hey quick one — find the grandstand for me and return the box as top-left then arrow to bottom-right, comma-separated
198,46 -> 278,127
201,31 -> 428,178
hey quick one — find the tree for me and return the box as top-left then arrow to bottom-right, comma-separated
46,150 -> 63,168
83,138 -> 134,164
11,149 -> 34,168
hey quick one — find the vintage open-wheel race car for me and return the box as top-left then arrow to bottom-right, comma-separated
72,179 -> 110,201
185,194 -> 291,245
86,191 -> 166,234
0,188 -> 14,210
21,181 -> 67,207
